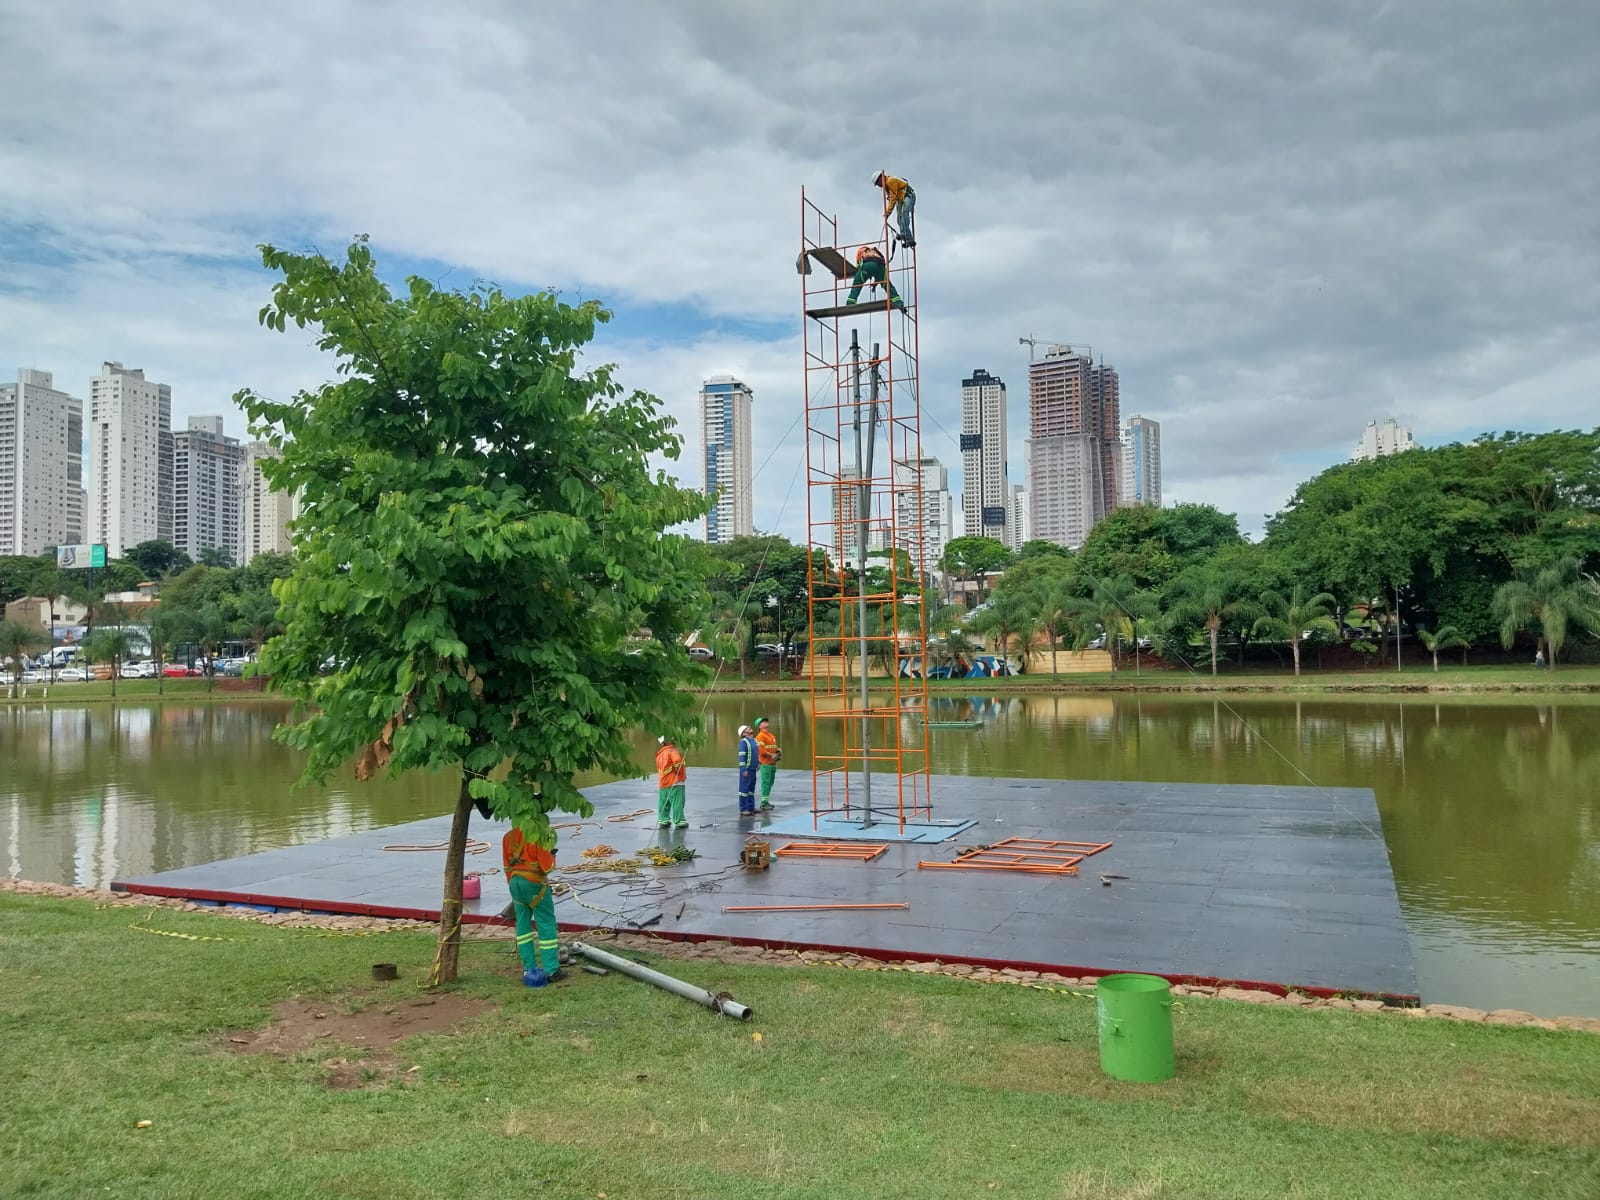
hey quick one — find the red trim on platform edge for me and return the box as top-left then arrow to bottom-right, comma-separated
114,881 -> 1419,1005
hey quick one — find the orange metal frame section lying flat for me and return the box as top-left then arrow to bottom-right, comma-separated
917,837 -> 1114,876
773,841 -> 890,862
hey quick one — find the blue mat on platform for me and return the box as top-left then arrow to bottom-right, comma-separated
758,811 -> 976,843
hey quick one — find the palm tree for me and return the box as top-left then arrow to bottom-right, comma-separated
1493,557 -> 1599,670
192,603 -> 234,692
969,590 -> 1037,672
1032,577 -> 1080,683
1069,575 -> 1150,675
1415,625 -> 1468,673
1163,566 -> 1257,676
1252,586 -> 1339,677
145,606 -> 193,696
1,619 -> 49,695
80,627 -> 137,699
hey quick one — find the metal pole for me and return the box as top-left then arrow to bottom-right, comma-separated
1395,584 -> 1401,673
570,941 -> 752,1020
849,332 -> 876,826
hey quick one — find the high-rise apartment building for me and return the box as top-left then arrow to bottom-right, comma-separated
0,369 -> 83,555
881,455 -> 955,577
959,369 -> 1009,545
833,465 -> 863,565
172,415 -> 245,564
1351,418 -> 1416,462
700,376 -> 754,544
1025,347 -> 1121,549
241,441 -> 298,563
1009,483 -> 1030,548
88,362 -> 171,558
1119,415 -> 1162,508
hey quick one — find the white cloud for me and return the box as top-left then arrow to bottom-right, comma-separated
2,0 -> 1596,544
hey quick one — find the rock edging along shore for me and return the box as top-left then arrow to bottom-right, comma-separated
5,878 -> 1597,1035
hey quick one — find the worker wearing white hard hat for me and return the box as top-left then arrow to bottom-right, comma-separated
872,171 -> 915,248
736,724 -> 759,815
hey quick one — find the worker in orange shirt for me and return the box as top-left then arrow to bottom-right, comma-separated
873,171 -> 915,247
502,824 -> 561,988
754,715 -> 781,810
844,245 -> 904,309
655,734 -> 688,829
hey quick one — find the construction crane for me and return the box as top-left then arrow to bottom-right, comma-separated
1018,335 -> 1092,363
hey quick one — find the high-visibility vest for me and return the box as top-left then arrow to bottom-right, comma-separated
756,729 -> 780,765
502,828 -> 555,883
855,245 -> 885,265
738,736 -> 758,772
656,744 -> 687,788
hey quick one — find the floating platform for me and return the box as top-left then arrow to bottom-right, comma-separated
114,771 -> 1418,1001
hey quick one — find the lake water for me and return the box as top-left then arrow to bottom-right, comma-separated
4,693 -> 1597,1017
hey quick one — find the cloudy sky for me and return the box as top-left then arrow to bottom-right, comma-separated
3,0 -> 1596,539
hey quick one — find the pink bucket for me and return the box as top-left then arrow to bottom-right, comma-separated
462,875 -> 482,900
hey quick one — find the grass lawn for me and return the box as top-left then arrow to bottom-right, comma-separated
0,677 -> 276,704
4,894 -> 1598,1199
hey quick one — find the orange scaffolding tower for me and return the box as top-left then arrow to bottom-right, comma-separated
799,184 -> 931,831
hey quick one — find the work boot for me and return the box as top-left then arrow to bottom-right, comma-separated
547,968 -> 565,983
674,821 -> 689,830
658,821 -> 670,829
891,297 -> 906,310
844,297 -> 857,306
523,968 -> 549,989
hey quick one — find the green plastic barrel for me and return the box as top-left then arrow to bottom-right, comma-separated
1096,973 -> 1176,1082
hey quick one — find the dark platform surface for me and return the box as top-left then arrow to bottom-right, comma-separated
116,771 -> 1417,999
805,300 -> 903,319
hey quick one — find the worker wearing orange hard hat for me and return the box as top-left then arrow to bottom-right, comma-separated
844,245 -> 904,310
873,171 -> 915,247
502,824 -> 561,988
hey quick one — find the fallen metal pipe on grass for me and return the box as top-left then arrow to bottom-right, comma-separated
570,940 -> 752,1021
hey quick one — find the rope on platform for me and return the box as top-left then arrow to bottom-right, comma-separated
382,838 -> 492,855
605,808 -> 655,824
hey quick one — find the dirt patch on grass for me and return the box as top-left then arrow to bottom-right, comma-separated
224,992 -> 493,1088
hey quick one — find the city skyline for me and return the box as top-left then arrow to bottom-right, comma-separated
2,361 -> 291,565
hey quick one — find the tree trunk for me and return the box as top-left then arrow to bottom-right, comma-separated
158,650 -> 165,695
1208,624 -> 1219,676
1291,637 -> 1301,677
428,773 -> 475,987
1050,630 -> 1059,683
1431,650 -> 1439,672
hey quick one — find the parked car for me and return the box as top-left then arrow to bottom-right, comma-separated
686,645 -> 715,661
120,661 -> 157,679
20,669 -> 47,684
163,663 -> 194,678
56,666 -> 91,682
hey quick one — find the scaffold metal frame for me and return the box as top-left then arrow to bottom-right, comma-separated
799,182 -> 932,831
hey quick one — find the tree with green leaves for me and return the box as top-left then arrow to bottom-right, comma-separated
1252,585 -> 1340,677
145,605 -> 191,695
198,546 -> 236,569
969,589 -> 1037,669
1415,625 -> 1469,672
127,540 -> 192,580
236,237 -> 712,986
1164,565 -> 1257,676
938,536 -> 1013,603
80,626 -> 137,698
1032,576 -> 1080,683
189,603 -> 234,692
1,619 -> 49,694
1492,557 -> 1598,670
1069,574 -> 1151,675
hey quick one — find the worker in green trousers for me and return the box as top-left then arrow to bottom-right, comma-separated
503,826 -> 562,987
844,246 -> 904,309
